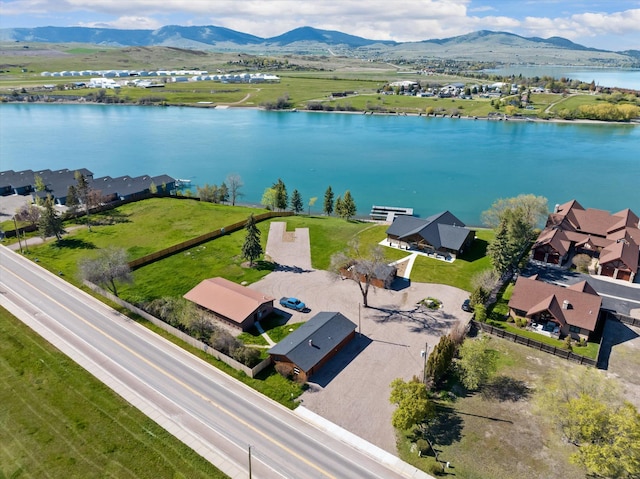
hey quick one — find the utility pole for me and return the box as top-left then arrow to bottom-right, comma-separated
248,444 -> 252,479
358,302 -> 362,336
13,216 -> 23,253
421,341 -> 429,384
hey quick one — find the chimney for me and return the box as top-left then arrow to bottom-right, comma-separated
562,300 -> 570,310
308,339 -> 313,347
554,204 -> 560,213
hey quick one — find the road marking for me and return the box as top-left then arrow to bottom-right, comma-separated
1,263 -> 337,479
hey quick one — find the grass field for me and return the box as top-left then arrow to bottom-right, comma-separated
20,198 -> 268,283
409,229 -> 494,291
0,307 -> 228,479
396,335 -> 590,479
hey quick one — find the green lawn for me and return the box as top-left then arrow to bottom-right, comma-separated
23,198 -> 268,284
0,307 -> 228,479
409,229 -> 495,291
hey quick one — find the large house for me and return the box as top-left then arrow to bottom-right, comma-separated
184,277 -> 274,331
268,312 -> 357,382
386,211 -> 475,259
531,200 -> 640,282
508,275 -> 603,340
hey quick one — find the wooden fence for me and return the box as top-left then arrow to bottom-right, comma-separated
83,281 -> 273,378
128,210 -> 293,270
605,310 -> 640,327
471,320 -> 598,367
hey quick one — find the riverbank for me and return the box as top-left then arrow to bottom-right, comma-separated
1,96 -> 639,126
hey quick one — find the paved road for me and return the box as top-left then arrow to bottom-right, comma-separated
0,246 -> 429,479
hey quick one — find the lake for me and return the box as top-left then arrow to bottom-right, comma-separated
0,104 -> 638,227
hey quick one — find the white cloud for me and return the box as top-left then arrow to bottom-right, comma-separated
78,15 -> 161,30
1,0 -> 639,49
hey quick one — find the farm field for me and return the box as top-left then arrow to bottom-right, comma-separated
0,307 -> 228,479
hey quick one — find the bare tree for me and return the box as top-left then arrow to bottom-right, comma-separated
79,247 -> 132,297
481,194 -> 548,229
15,203 -> 41,226
226,173 -> 244,206
330,238 -> 393,307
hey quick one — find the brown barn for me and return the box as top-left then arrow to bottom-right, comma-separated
268,312 -> 357,382
183,277 -> 274,331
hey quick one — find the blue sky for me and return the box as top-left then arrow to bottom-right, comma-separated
1,0 -> 639,51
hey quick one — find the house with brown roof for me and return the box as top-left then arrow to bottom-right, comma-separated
183,277 -> 274,331
268,312 -> 357,382
532,200 -> 640,282
508,275 -> 603,340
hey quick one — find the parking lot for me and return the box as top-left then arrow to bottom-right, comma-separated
251,222 -> 471,452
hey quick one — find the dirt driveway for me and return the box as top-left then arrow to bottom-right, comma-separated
251,222 -> 472,452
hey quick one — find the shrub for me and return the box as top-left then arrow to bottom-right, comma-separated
474,304 -> 487,322
572,253 -> 592,273
428,462 -> 444,476
416,439 -> 429,456
563,336 -> 573,351
470,286 -> 489,307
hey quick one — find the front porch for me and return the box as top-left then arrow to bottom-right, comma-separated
382,239 -> 456,263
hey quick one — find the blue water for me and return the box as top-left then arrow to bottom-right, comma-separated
1,104 -> 638,226
483,66 -> 640,90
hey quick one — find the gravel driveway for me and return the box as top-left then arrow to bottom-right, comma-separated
250,222 -> 472,452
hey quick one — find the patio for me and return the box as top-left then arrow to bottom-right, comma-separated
529,321 -> 560,339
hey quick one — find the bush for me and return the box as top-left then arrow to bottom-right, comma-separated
428,462 -> 444,476
563,336 -> 573,351
474,304 -> 487,322
572,253 -> 592,273
470,286 -> 489,307
416,439 -> 429,456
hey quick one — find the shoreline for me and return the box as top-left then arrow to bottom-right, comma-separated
1,98 -> 638,126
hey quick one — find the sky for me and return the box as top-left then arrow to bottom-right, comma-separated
1,0 -> 639,51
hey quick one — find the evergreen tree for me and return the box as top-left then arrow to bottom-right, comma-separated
65,184 -> 79,214
241,214 -> 263,267
323,186 -> 334,216
273,178 -> 288,211
218,182 -> 229,204
334,196 -> 344,218
38,196 -> 65,241
342,190 -> 356,220
290,189 -> 303,214
486,217 -> 514,274
149,181 -> 158,194
426,335 -> 456,386
75,170 -> 92,231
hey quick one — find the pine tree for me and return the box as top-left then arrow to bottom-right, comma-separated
290,189 -> 303,214
426,335 -> 456,386
335,196 -> 344,218
342,190 -> 356,220
273,178 -> 288,211
323,186 -> 334,216
38,196 -> 65,241
486,217 -> 514,274
65,184 -> 79,214
75,170 -> 92,231
241,214 -> 263,267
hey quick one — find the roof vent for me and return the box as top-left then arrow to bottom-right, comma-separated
562,300 -> 570,310
554,203 -> 560,213
308,339 -> 313,347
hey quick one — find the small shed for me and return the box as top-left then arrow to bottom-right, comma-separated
268,312 -> 357,382
184,277 -> 274,331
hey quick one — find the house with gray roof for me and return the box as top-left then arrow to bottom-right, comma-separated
268,312 -> 357,382
386,211 -> 475,258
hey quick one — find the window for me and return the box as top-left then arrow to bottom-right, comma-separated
569,325 -> 581,334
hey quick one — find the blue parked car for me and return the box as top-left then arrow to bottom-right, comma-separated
279,297 -> 306,311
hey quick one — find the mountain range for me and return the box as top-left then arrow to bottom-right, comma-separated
1,25 -> 638,65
